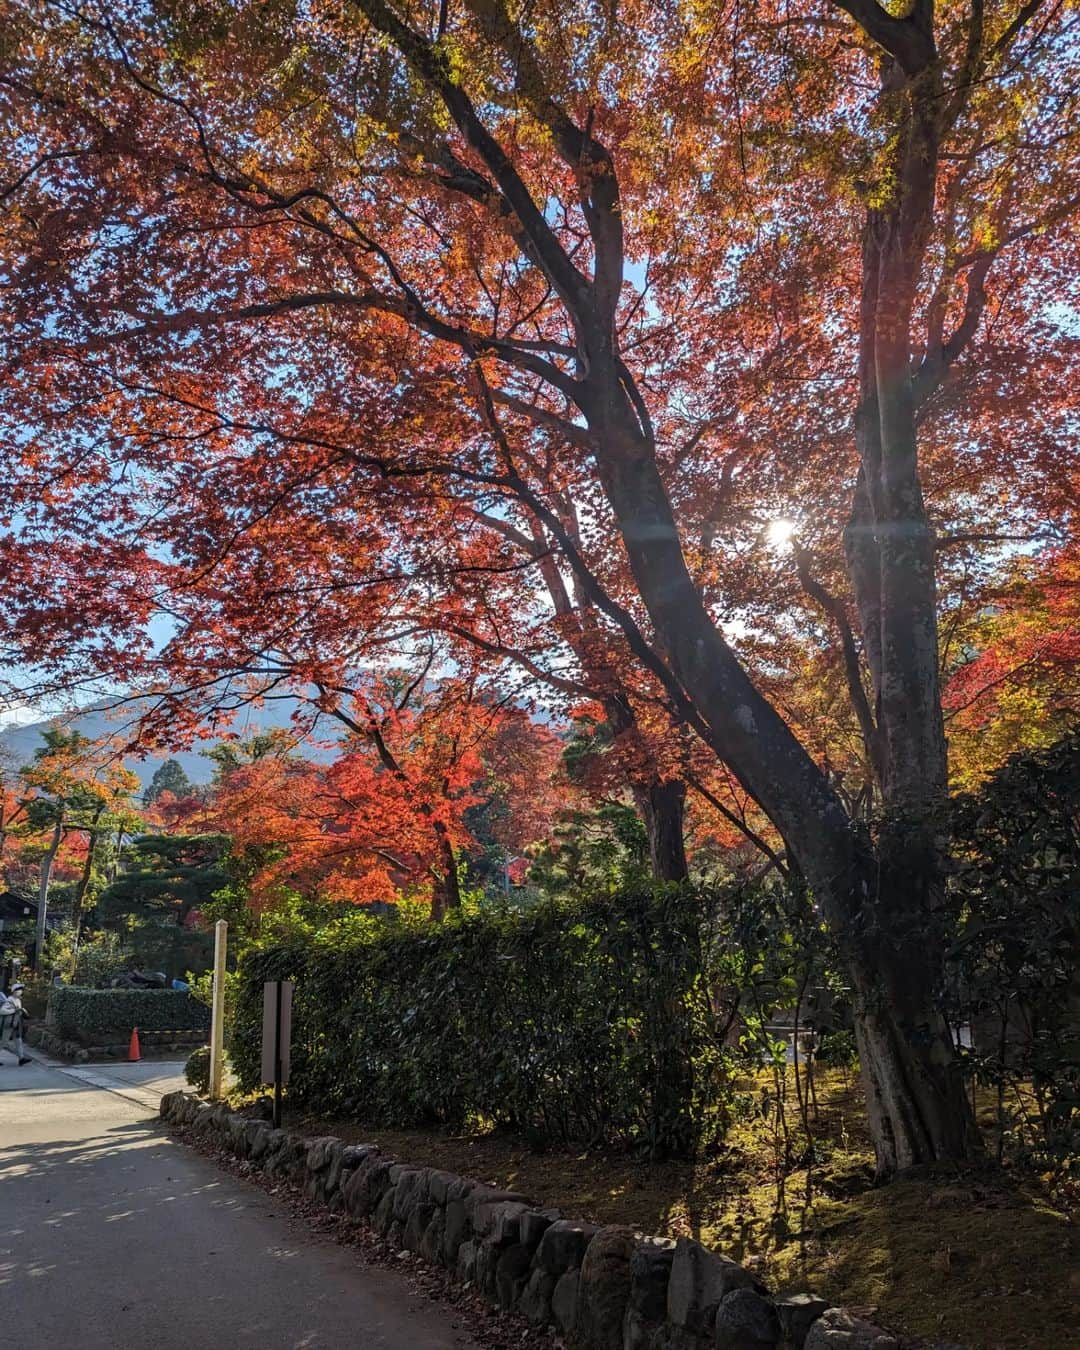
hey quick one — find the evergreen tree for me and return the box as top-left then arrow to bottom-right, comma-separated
98,833 -> 230,927
143,758 -> 193,805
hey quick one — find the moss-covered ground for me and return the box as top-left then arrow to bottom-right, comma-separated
235,1070 -> 1076,1349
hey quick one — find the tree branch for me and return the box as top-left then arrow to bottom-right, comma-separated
351,0 -> 596,327
830,0 -> 935,74
794,544 -> 885,788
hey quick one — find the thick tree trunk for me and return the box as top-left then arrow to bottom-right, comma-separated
843,838 -> 980,1174
853,975 -> 976,1175
636,777 -> 689,883
577,385 -> 977,1172
359,0 -> 985,1178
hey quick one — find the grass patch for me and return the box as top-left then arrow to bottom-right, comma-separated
232,1069 -> 1076,1349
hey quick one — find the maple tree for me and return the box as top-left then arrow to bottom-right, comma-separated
1,0 -> 1078,1174
13,728 -> 142,956
198,675 -> 561,916
943,543 -> 1080,789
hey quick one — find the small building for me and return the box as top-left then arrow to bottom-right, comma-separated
0,890 -> 38,933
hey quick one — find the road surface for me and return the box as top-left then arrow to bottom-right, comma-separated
0,1055 -> 477,1349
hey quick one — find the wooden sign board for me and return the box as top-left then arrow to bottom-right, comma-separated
261,980 -> 294,1087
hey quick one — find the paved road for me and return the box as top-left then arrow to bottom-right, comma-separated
0,1056 -> 477,1349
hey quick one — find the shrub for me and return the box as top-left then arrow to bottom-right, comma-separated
230,883 -> 816,1156
185,1044 -> 211,1093
47,986 -> 211,1038
948,730 -> 1080,1168
72,930 -> 130,987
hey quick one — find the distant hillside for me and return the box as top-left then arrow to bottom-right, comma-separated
0,696 -> 339,790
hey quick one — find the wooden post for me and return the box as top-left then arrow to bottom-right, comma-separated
261,980 -> 293,1127
209,919 -> 228,1101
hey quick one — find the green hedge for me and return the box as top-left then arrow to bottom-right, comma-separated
232,886 -> 757,1155
48,987 -> 211,1038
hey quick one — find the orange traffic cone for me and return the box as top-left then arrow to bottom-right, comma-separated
128,1026 -> 141,1062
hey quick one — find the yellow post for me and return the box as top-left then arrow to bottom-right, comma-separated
209,919 -> 228,1100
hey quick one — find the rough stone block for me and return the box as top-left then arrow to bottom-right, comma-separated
552,1269 -> 580,1336
775,1294 -> 830,1349
404,1200 -> 436,1253
374,1185 -> 398,1236
519,1268 -> 557,1325
535,1219 -> 599,1276
160,1090 -> 184,1119
341,1143 -> 379,1169
322,1142 -> 348,1194
456,1239 -> 478,1284
520,1208 -> 560,1252
250,1095 -> 275,1121
668,1239 -> 758,1334
475,1239 -> 500,1296
803,1310 -> 898,1350
443,1196 -> 472,1266
446,1175 -> 478,1204
714,1289 -> 781,1349
392,1168 -> 427,1221
265,1133 -> 306,1178
226,1114 -> 249,1152
466,1186 -> 530,1227
305,1136 -> 342,1172
648,1327 -> 712,1350
495,1242 -> 534,1308
243,1119 -> 271,1160
342,1155 -> 394,1219
258,1127 -> 286,1162
190,1104 -> 214,1134
420,1210 -> 446,1264
329,1177 -> 351,1213
427,1169 -> 461,1205
572,1225 -> 637,1350
630,1236 -> 677,1321
623,1307 -> 655,1350
482,1200 -> 531,1247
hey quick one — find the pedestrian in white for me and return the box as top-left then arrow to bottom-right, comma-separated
0,980 -> 31,1066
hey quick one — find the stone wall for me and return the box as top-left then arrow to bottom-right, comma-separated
160,1091 -> 906,1350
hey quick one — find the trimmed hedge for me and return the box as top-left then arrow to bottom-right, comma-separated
231,887 -> 745,1155
48,987 -> 211,1038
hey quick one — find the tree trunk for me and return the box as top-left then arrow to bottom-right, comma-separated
71,830 -> 97,942
34,812 -> 64,969
430,824 -> 461,921
72,808 -> 105,944
577,384 -> 977,1172
844,837 -> 980,1174
353,0 -> 979,1173
636,777 -> 689,883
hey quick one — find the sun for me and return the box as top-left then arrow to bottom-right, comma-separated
765,518 -> 797,552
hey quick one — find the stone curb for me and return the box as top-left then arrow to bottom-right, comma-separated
160,1091 -> 905,1350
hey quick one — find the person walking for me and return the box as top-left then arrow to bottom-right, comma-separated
0,980 -> 31,1066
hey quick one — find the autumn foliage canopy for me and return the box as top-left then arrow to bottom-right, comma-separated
0,0 -> 1077,1173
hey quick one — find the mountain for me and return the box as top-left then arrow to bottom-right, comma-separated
0,696 -> 340,789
